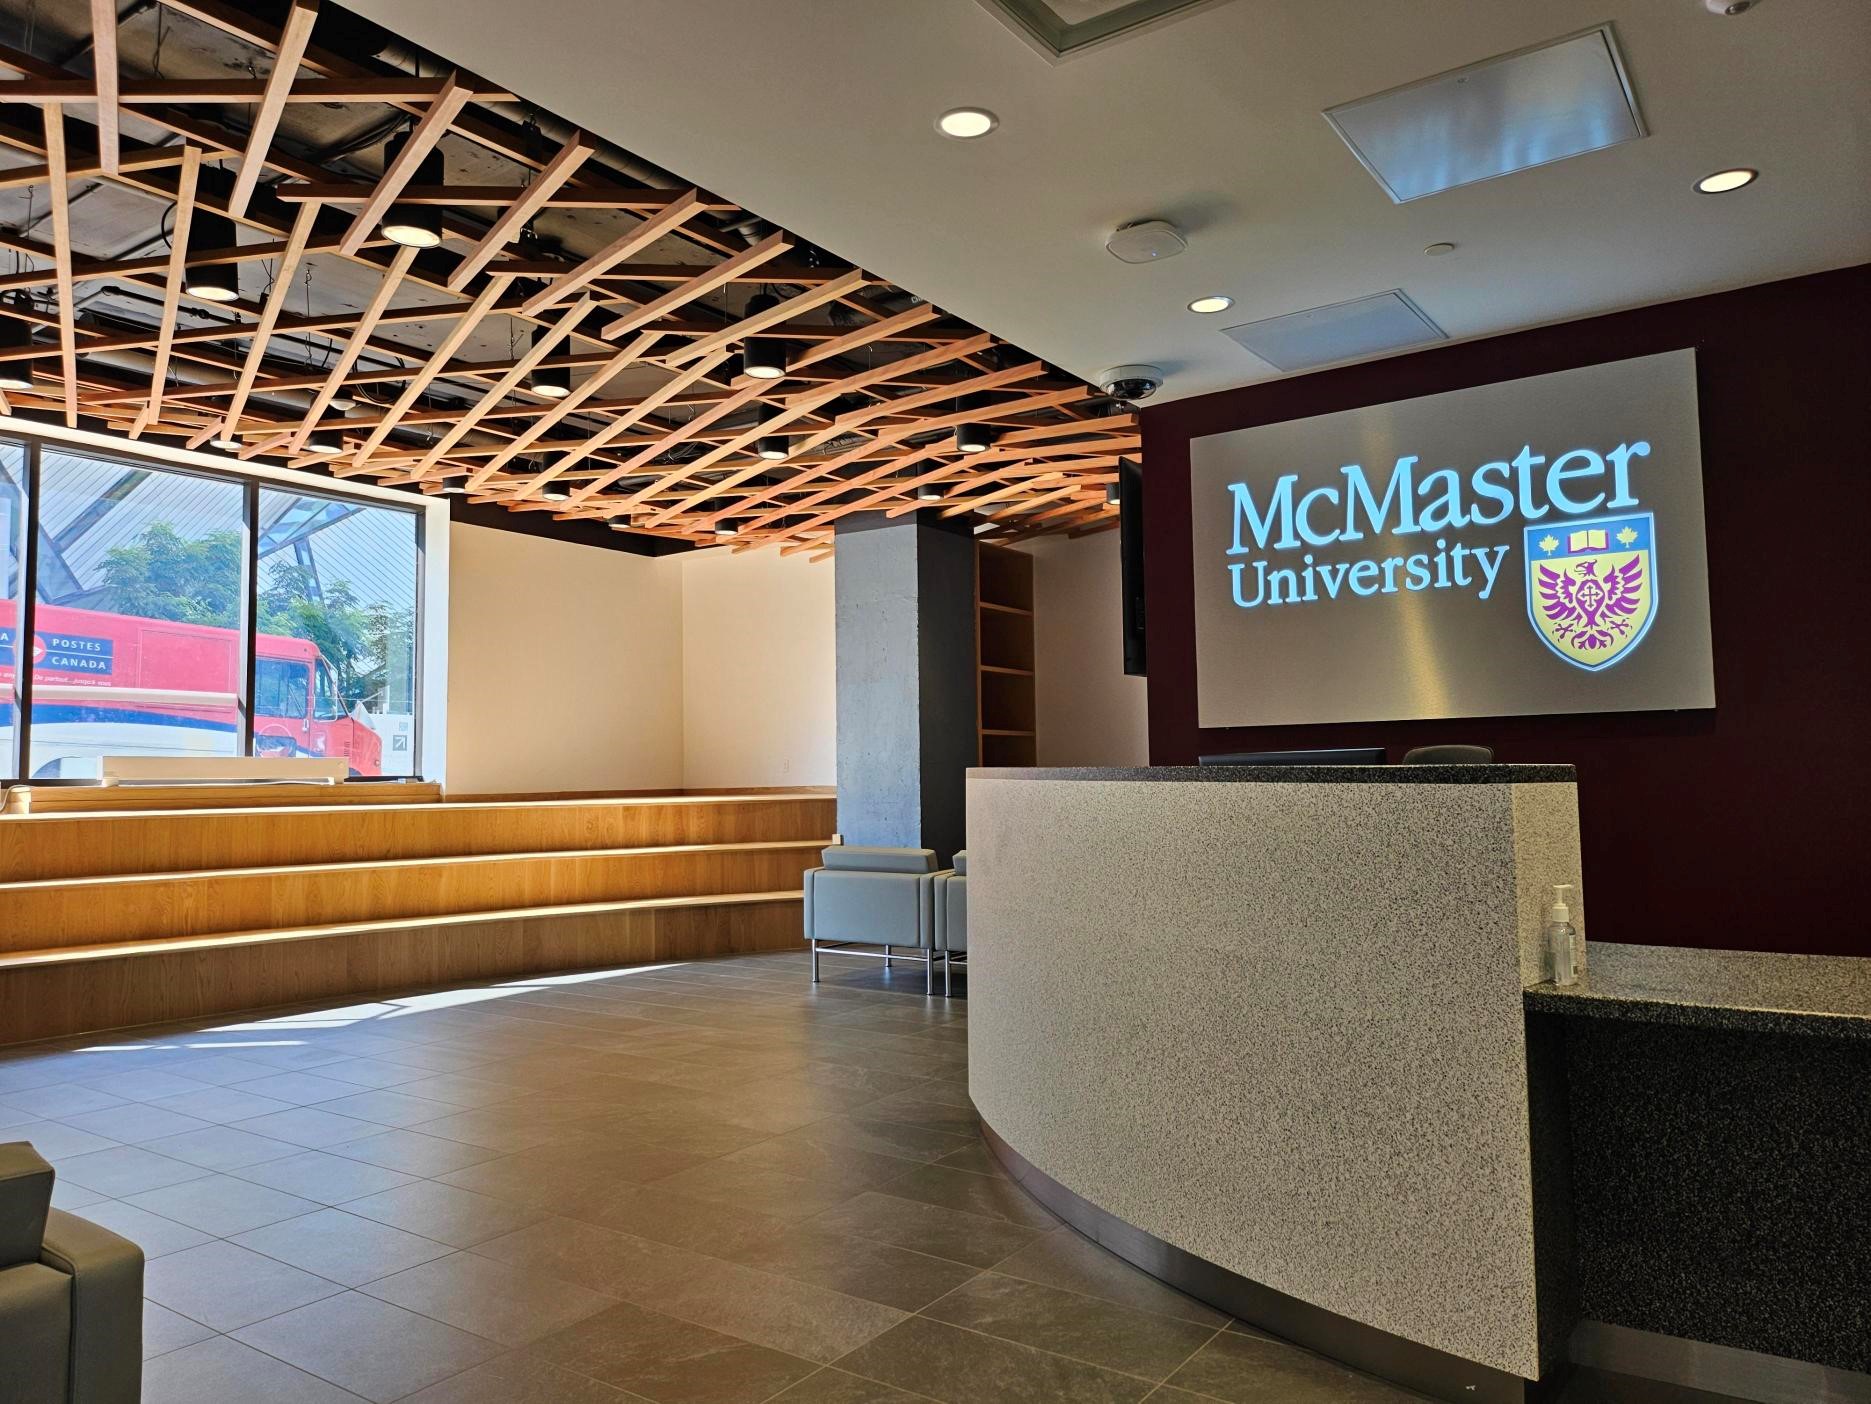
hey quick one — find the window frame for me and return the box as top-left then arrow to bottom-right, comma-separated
1,431 -> 435,786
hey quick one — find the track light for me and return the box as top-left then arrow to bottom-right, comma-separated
715,522 -> 739,539
184,212 -> 242,302
210,432 -> 242,451
1105,481 -> 1120,510
739,293 -> 787,380
305,426 -> 343,454
527,329 -> 570,398
379,133 -> 444,249
918,481 -> 943,501
755,403 -> 789,460
0,303 -> 37,390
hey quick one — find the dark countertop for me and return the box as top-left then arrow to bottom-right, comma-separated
1526,942 -> 1871,1040
969,764 -> 1576,785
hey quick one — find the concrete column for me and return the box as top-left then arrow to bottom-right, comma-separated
834,511 -> 976,864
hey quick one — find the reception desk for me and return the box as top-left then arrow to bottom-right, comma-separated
965,765 -> 1585,1403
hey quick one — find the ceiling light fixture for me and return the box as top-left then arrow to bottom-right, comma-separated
1423,242 -> 1457,257
739,293 -> 787,380
1105,482 -> 1120,510
1696,167 -> 1758,194
714,523 -> 739,539
756,403 -> 789,459
526,330 -> 571,398
1187,294 -> 1233,314
210,433 -> 242,451
379,133 -> 444,248
541,486 -> 569,501
936,107 -> 998,139
304,427 -> 343,454
184,212 -> 242,302
955,394 -> 994,455
917,481 -> 943,501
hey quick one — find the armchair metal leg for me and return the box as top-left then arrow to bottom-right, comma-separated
884,946 -> 892,969
811,940 -> 819,984
925,949 -> 933,995
944,950 -> 952,997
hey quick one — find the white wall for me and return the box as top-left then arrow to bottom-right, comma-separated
446,523 -> 684,794
1028,530 -> 1150,767
680,546 -> 836,789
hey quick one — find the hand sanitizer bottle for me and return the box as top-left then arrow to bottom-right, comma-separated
1546,884 -> 1579,986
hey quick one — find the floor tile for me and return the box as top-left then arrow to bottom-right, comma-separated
126,1172 -> 323,1234
531,1299 -> 819,1404
923,1271 -> 1220,1380
144,1240 -> 345,1331
722,1133 -> 927,1194
722,1221 -> 983,1311
142,1335 -> 369,1404
150,1085 -> 298,1124
326,1127 -> 503,1175
767,1368 -> 933,1402
142,1299 -> 216,1360
233,1291 -> 502,1403
141,1123 -> 303,1170
4,1118 -> 121,1160
228,1071 -> 370,1105
77,1198 -> 214,1259
166,1054 -> 282,1086
1163,1328 -> 1425,1402
232,1106 -> 387,1148
229,1148 -> 419,1205
815,1190 -> 1045,1270
1,1082 -> 131,1119
57,1101 -> 214,1144
306,1057 -> 432,1090
395,1350 -> 652,1402
833,1315 -> 1151,1404
563,1181 -> 793,1258
645,1157 -> 862,1222
362,1249 -> 618,1345
49,1179 -> 108,1209
340,1179 -> 547,1247
991,1228 -> 1228,1328
879,1161 -> 1062,1229
233,1207 -> 456,1286
310,1088 -> 465,1128
72,1068 -> 215,1103
51,1144 -> 212,1197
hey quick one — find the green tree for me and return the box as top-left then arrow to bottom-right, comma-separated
96,523 -> 409,710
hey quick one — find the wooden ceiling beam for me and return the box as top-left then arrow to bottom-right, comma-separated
516,191 -> 706,316
226,0 -> 318,219
282,241 -> 418,453
463,331 -> 660,489
87,0 -> 120,172
0,77 -> 514,103
41,105 -> 79,426
346,277 -> 508,464
787,303 -> 941,373
200,198 -> 320,448
336,73 -> 473,256
666,269 -> 870,366
598,231 -> 791,341
276,182 -> 733,212
129,143 -> 200,439
445,133 -> 594,291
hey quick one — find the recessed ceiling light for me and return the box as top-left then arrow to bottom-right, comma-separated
1423,241 -> 1457,257
1187,294 -> 1233,314
1696,167 -> 1757,194
936,107 -> 998,139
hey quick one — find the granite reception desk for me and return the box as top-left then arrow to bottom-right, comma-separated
965,765 -> 1584,1403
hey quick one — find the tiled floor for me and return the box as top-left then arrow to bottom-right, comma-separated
2,951 -> 1742,1403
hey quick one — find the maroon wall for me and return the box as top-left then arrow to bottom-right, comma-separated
1141,265 -> 1870,957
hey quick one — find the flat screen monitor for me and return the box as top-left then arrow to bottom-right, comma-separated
1196,747 -> 1386,767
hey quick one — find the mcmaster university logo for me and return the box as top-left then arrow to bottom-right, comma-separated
1526,513 -> 1656,671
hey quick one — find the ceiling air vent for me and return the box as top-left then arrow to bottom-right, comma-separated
1324,24 -> 1646,203
974,0 -> 1238,62
1221,291 -> 1446,373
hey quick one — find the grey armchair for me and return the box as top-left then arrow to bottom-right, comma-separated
932,850 -> 968,997
802,845 -> 940,991
0,1142 -> 144,1404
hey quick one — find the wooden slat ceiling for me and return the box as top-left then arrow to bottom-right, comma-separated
0,0 -> 1134,553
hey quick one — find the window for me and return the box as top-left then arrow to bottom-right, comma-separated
3,438 -> 427,783
258,488 -> 421,777
28,451 -> 245,779
0,442 -> 24,770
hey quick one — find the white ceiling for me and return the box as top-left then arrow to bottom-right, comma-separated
347,0 -> 1871,402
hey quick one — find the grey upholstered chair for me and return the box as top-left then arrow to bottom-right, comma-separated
802,846 -> 941,991
0,1142 -> 143,1404
1400,744 -> 1496,765
932,850 -> 968,996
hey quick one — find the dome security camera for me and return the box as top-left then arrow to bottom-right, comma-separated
1099,365 -> 1165,403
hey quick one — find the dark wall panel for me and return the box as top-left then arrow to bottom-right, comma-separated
1140,265 -> 1871,955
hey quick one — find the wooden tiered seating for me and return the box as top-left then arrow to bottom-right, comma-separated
0,792 -> 833,1045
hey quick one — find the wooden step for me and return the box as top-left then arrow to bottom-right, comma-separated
1,780 -> 443,814
0,792 -> 837,881
0,840 -> 827,952
0,890 -> 805,1046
